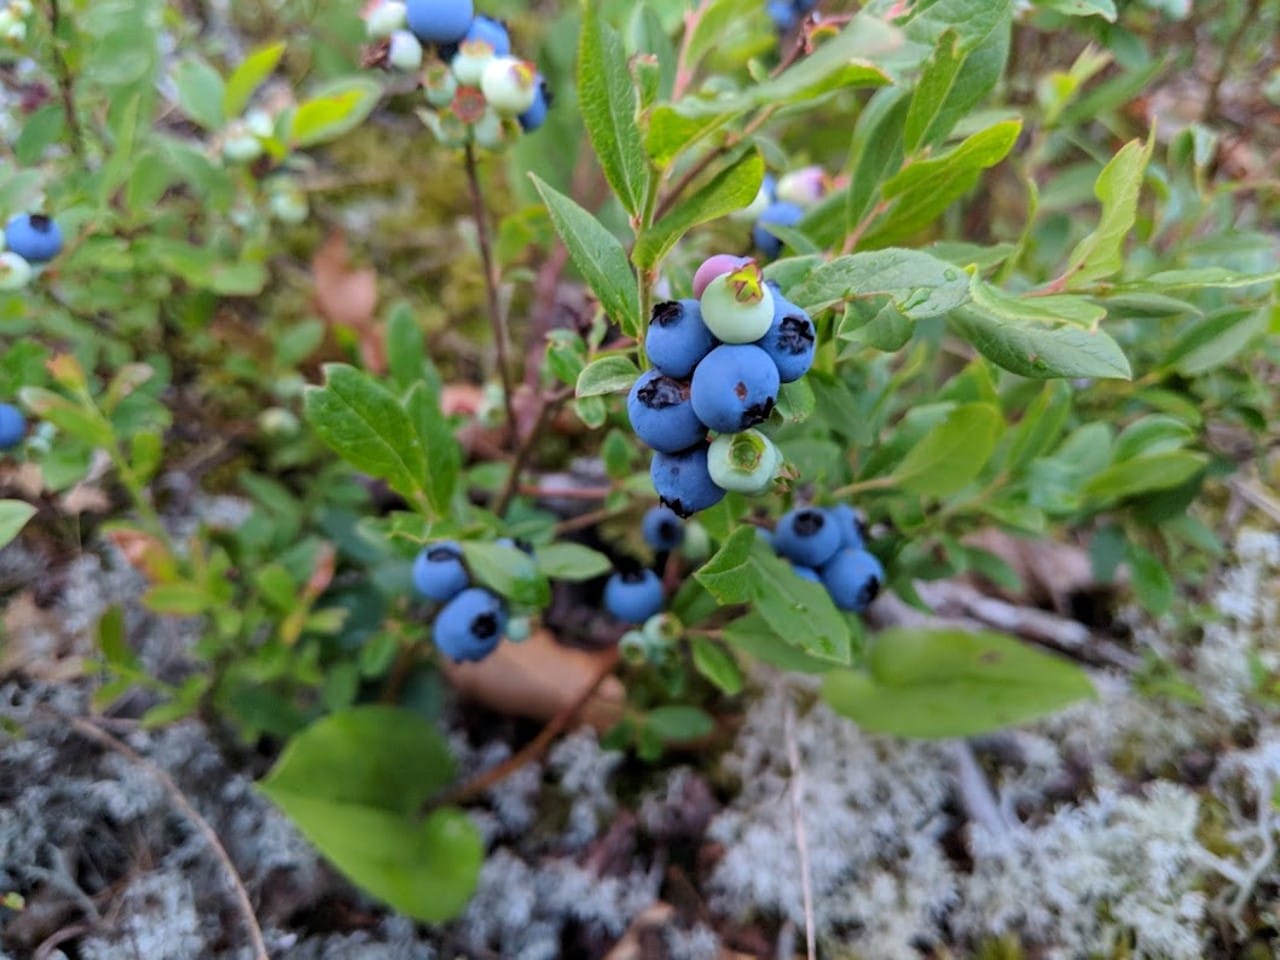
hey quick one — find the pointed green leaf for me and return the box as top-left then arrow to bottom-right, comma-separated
791,248 -> 971,318
0,500 -> 37,550
288,78 -> 382,148
1062,133 -> 1154,288
223,42 -> 286,119
576,355 -> 641,398
891,402 -> 1002,496
534,543 -> 613,580
949,304 -> 1132,380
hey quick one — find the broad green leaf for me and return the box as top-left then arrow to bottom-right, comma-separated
902,0 -> 1012,49
891,402 -> 1002,496
143,583 -> 211,616
259,706 -> 481,923
303,364 -> 430,512
1163,307 -> 1269,376
644,705 -> 714,742
792,248 -> 970,318
173,57 -> 226,130
949,304 -> 1132,379
1030,0 -> 1117,19
1126,543 -> 1173,615
288,78 -> 382,148
18,388 -> 113,446
904,30 -> 964,153
1133,266 -> 1280,290
576,355 -> 641,398
724,611 -> 836,673
839,297 -> 913,352
223,42 -> 285,119
867,119 -> 1021,245
0,500 -> 37,549
970,278 -> 1106,329
530,175 -> 641,337
461,542 -> 551,607
534,543 -> 613,580
822,627 -> 1095,738
1062,133 -> 1154,288
1081,451 -> 1207,502
1004,380 -> 1072,472
696,529 -> 851,664
579,3 -> 650,216
633,149 -> 764,268
922,15 -> 1011,151
691,638 -> 743,695
842,86 -> 910,235
1112,415 -> 1195,462
404,382 -> 459,517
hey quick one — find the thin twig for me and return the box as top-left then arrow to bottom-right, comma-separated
553,504 -> 622,537
783,695 -> 817,960
494,385 -> 573,517
46,0 -> 85,163
434,648 -> 620,807
68,718 -> 269,960
950,740 -> 1010,837
463,144 -> 517,444
653,107 -> 777,222
1204,0 -> 1260,121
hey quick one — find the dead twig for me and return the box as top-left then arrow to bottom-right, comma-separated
67,718 -> 269,960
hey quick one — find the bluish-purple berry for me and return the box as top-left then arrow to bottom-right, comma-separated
828,504 -> 865,550
791,563 -> 821,582
752,200 -> 804,260
820,548 -> 884,612
774,507 -> 841,568
650,444 -> 725,518
518,77 -> 550,132
4,214 -> 62,263
755,288 -> 815,383
604,568 -> 664,623
405,0 -> 474,45
0,403 -> 25,450
690,344 -> 779,434
463,13 -> 510,55
627,370 -> 706,454
646,299 -> 716,379
434,587 -> 507,662
412,540 -> 469,602
642,505 -> 685,551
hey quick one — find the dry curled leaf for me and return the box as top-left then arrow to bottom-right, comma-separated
312,230 -> 382,373
441,627 -> 624,731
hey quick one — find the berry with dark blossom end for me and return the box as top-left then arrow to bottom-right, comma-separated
4,214 -> 62,264
774,507 -> 841,568
650,443 -> 725,518
642,505 -> 685,551
690,344 -> 779,434
411,540 -> 469,602
405,0 -> 474,46
604,568 -> 664,624
645,299 -> 716,379
754,287 -> 815,383
0,403 -> 26,450
433,587 -> 507,662
627,369 -> 706,454
820,548 -> 884,612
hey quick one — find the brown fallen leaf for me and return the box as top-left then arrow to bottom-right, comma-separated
1,591 -> 88,681
312,230 -> 382,374
441,627 -> 625,732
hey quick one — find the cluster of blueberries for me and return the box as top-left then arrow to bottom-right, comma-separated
764,0 -> 820,34
597,504 -> 688,627
738,165 -> 833,260
763,505 -> 884,612
364,0 -> 550,150
411,540 -> 516,662
629,256 -> 816,518
0,0 -> 31,46
0,212 -> 63,292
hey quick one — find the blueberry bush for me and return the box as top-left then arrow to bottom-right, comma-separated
2,0 -> 1279,952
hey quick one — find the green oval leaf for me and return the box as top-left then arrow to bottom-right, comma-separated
575,354 -> 641,398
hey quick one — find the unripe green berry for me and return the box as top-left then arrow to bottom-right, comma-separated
471,108 -> 507,151
258,407 -> 301,437
480,56 -> 538,117
506,616 -> 532,642
388,30 -> 423,72
450,40 -> 494,87
642,613 -> 682,645
422,60 -> 458,107
222,122 -> 263,163
681,521 -> 711,562
619,629 -> 649,664
0,251 -> 33,291
244,108 -> 274,139
268,182 -> 309,225
699,261 -> 774,343
707,429 -> 781,494
366,0 -> 407,38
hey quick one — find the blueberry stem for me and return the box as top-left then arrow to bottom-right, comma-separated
47,0 -> 86,163
463,143 -> 517,445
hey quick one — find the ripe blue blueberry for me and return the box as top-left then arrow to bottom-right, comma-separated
0,403 -> 25,450
645,299 -> 716,379
434,587 -> 507,662
5,214 -> 63,263
752,200 -> 804,260
411,540 -> 470,602
642,505 -> 685,551
405,0 -> 474,45
463,13 -> 510,55
755,286 -> 815,383
828,503 -> 865,550
820,548 -> 884,612
766,0 -> 797,31
690,343 -> 779,434
604,569 -> 664,624
517,77 -> 550,132
627,370 -> 706,454
650,443 -> 725,518
774,507 -> 841,568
